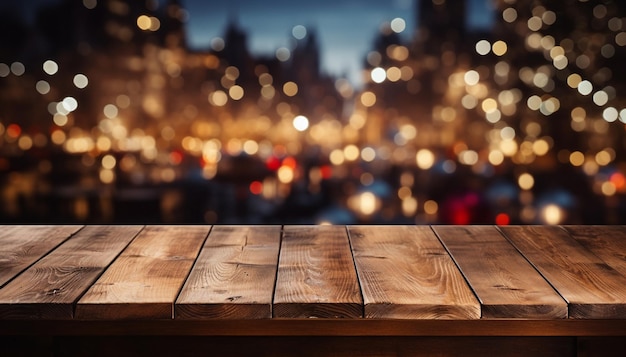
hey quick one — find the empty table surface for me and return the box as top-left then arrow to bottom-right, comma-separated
0,225 -> 625,324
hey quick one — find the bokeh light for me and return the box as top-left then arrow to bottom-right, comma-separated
0,0 -> 624,225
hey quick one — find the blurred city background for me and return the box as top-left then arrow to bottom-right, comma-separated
1,0 -> 625,225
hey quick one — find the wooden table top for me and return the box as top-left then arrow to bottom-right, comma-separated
1,225 -> 625,335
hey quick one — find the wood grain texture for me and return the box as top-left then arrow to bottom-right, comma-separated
500,226 -> 626,319
176,226 -> 281,319
563,226 -> 626,278
0,226 -> 142,319
76,226 -> 209,320
0,225 -> 82,288
348,225 -> 480,319
273,226 -> 362,318
433,226 -> 567,319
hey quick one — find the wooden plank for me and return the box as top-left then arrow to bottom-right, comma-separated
176,226 -> 281,319
0,226 -> 142,319
500,226 -> 626,319
0,225 -> 82,288
348,225 -> 480,319
563,226 -> 626,278
433,226 -> 567,319
273,225 -> 362,318
76,226 -> 209,320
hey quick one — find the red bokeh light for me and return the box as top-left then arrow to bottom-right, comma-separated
265,156 -> 281,171
495,213 -> 510,225
6,124 -> 21,138
249,181 -> 263,195
170,151 -> 183,165
320,165 -> 333,179
610,172 -> 625,190
282,156 -> 297,169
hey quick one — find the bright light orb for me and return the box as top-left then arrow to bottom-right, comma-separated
73,74 -> 89,89
371,67 -> 386,83
292,25 -> 307,40
390,18 -> 406,33
542,204 -> 564,225
293,115 -> 309,131
43,60 -> 58,75
475,40 -> 491,55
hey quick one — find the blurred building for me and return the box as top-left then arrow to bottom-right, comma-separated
358,0 -> 626,224
0,0 -> 625,225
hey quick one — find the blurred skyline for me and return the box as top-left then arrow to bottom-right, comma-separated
183,0 -> 494,84
10,0 -> 494,85
1,0 -> 625,225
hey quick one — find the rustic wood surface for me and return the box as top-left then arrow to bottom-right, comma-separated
0,224 -> 624,329
176,226 -> 281,319
563,225 -> 626,277
349,225 -> 480,319
433,225 -> 567,319
500,225 -> 626,319
3,224 -> 626,357
0,225 -> 141,319
273,226 -> 362,318
0,225 -> 81,288
76,226 -> 209,319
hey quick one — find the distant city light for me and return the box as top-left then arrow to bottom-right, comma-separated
209,90 -> 228,106
350,191 -> 378,216
518,173 -> 534,190
476,40 -> 491,55
360,91 -> 376,107
82,0 -> 97,10
62,97 -> 78,112
73,74 -> 89,89
492,40 -> 508,56
361,147 -> 376,162
101,154 -> 116,170
464,70 -> 480,85
229,85 -> 244,100
137,15 -> 160,31
542,204 -> 564,225
424,200 -> 438,215
103,104 -> 118,118
0,63 -> 9,77
343,145 -> 360,161
390,18 -> 406,33
578,80 -> 593,95
502,8 -> 517,23
1,0 -> 625,225
416,149 -> 435,170
277,165 -> 294,183
36,80 -> 50,95
292,25 -> 307,40
386,67 -> 401,82
276,47 -> 290,62
283,81 -> 298,97
292,115 -> 309,132
603,107 -> 619,122
371,67 -> 386,83
210,37 -> 225,51
11,62 -> 25,76
43,60 -> 57,75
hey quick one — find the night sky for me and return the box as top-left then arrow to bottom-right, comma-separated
12,0 -> 494,84
184,0 -> 494,84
